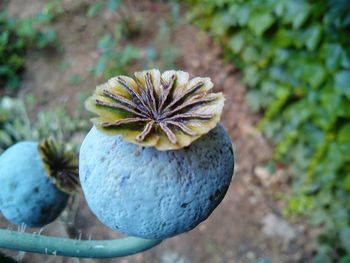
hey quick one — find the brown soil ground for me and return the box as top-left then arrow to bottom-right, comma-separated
1,1 -> 314,262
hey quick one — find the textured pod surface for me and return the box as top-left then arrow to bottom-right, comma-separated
79,124 -> 234,239
0,142 -> 69,227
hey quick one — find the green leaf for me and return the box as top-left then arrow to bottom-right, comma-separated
339,256 -> 350,263
211,11 -> 233,36
335,71 -> 350,98
273,29 -> 294,47
229,4 -> 250,26
242,46 -> 259,63
338,124 -> 350,155
107,0 -> 121,11
344,175 -> 350,191
87,1 -> 104,17
292,5 -> 310,29
228,34 -> 244,53
341,50 -> 350,69
340,227 -> 350,254
246,90 -> 266,112
242,66 -> 260,86
283,1 -> 311,28
248,12 -> 274,36
325,142 -> 344,171
274,1 -> 285,17
324,44 -> 342,71
305,25 -> 322,51
0,31 -> 9,45
304,64 -> 327,89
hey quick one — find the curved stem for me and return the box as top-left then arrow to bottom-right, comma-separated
0,229 -> 161,258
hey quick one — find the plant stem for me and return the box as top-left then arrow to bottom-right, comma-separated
0,229 -> 161,258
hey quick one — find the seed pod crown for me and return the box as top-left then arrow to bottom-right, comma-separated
85,69 -> 225,150
38,138 -> 80,194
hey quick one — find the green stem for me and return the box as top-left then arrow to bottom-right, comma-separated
0,229 -> 161,258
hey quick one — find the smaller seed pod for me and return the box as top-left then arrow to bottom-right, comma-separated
0,138 -> 80,227
80,69 -> 234,239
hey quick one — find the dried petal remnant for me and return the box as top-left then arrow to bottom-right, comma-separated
85,69 -> 225,150
38,138 -> 80,194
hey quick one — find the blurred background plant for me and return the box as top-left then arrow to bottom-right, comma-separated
89,1 -> 178,79
0,4 -> 58,92
0,95 -> 89,154
188,0 -> 350,261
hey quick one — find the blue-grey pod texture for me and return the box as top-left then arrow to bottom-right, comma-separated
79,124 -> 234,239
0,142 -> 69,227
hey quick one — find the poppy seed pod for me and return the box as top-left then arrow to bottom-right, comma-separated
80,69 -> 234,239
0,139 -> 79,227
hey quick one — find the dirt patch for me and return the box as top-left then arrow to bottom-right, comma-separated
1,1 -> 314,262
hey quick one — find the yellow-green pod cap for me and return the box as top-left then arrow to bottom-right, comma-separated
85,69 -> 225,150
38,138 -> 80,194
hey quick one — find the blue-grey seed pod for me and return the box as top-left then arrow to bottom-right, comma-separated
79,124 -> 234,239
0,142 -> 69,227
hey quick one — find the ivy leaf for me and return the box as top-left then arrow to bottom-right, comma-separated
337,124 -> 350,155
211,12 -> 230,36
304,64 -> 327,89
242,46 -> 259,63
344,175 -> 350,191
283,1 -> 311,28
341,51 -> 350,69
335,71 -> 350,98
340,227 -> 350,254
324,142 -> 344,171
243,66 -> 260,86
324,43 -> 342,71
229,4 -> 250,26
273,48 -> 290,64
248,12 -> 274,36
246,90 -> 266,112
274,1 -> 285,17
305,25 -> 322,51
228,33 -> 245,53
292,5 -> 310,29
273,29 -> 294,48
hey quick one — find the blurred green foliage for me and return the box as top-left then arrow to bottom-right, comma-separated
0,96 -> 89,154
90,32 -> 141,78
90,17 -> 178,79
0,8 -> 57,91
144,19 -> 179,70
188,0 -> 350,261
87,0 -> 122,17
